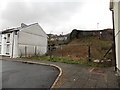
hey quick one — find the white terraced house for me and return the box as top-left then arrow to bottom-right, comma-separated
0,23 -> 48,58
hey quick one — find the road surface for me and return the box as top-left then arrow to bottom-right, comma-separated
2,60 -> 59,88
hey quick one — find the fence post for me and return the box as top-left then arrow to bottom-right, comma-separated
25,46 -> 27,57
88,45 -> 91,61
35,46 -> 37,56
61,45 -> 63,57
50,45 -> 52,59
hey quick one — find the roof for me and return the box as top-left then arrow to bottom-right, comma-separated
0,28 -> 18,34
0,23 -> 47,36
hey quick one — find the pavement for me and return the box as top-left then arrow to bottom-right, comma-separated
2,60 -> 59,88
1,56 -> 120,88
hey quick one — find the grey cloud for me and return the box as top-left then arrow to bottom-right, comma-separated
1,2 -> 83,32
0,0 -> 112,34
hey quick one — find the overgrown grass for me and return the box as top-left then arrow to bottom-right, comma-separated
69,36 -> 113,60
20,56 -> 111,67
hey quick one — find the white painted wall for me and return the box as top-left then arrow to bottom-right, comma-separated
1,34 -> 7,55
10,33 -> 14,58
114,1 -> 120,71
18,23 -> 47,57
0,35 -> 1,43
1,33 -> 12,56
0,23 -> 47,58
0,35 -> 2,54
13,32 -> 19,58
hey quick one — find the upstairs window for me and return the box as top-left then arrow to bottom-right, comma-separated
7,34 -> 10,43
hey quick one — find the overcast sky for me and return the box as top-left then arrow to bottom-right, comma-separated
0,0 -> 112,34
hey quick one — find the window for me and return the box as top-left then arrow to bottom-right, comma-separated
7,34 -> 10,43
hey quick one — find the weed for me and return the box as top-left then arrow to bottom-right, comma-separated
20,56 -> 110,67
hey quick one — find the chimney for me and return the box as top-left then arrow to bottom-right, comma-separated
21,23 -> 28,28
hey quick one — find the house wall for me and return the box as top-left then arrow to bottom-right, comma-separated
1,33 -> 12,56
18,24 -> 47,57
114,1 -> 120,71
0,35 -> 2,54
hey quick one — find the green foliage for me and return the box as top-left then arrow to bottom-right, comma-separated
70,36 -> 113,60
20,56 -> 110,67
69,29 -> 79,40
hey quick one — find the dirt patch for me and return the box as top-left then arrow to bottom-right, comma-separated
90,68 -> 106,73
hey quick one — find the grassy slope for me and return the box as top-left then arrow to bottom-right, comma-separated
21,56 -> 111,67
52,36 -> 113,61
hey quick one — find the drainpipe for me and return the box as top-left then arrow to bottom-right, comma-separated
112,10 -> 117,71
110,2 -> 117,71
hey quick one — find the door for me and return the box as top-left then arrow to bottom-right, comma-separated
6,44 -> 10,55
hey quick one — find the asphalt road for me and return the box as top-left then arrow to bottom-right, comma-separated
2,60 -> 59,88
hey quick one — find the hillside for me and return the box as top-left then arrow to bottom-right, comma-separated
51,36 -> 113,62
